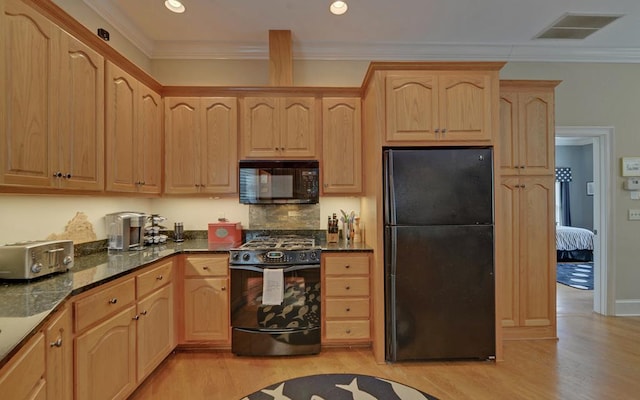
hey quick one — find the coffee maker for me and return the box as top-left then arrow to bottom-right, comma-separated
106,212 -> 147,250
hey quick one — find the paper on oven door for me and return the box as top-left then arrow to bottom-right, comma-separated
262,268 -> 284,305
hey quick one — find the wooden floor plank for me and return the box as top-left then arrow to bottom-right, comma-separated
130,284 -> 640,399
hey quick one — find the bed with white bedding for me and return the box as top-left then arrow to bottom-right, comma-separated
556,226 -> 594,262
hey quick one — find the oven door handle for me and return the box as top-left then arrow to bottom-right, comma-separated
229,264 -> 320,273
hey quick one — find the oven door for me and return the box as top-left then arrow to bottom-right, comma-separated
230,264 -> 321,356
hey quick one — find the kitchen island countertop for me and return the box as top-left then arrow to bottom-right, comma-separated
0,238 -> 371,366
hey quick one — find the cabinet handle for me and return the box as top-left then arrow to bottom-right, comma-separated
50,338 -> 63,348
133,314 -> 140,320
221,286 -> 226,291
156,275 -> 163,281
108,298 -> 118,304
203,266 -> 209,270
344,265 -> 350,269
141,310 -> 148,316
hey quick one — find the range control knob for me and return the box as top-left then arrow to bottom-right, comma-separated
63,256 -> 73,265
231,252 -> 239,261
309,251 -> 318,261
299,252 -> 307,261
31,262 -> 43,274
242,253 -> 251,261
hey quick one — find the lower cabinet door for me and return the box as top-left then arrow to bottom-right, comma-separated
137,284 -> 174,381
183,277 -> 229,342
75,306 -> 137,400
45,305 -> 73,400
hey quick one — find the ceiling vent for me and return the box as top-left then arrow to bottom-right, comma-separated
534,13 -> 623,40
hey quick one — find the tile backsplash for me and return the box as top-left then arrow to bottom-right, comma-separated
249,204 -> 320,229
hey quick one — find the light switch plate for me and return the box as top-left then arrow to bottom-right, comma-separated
628,209 -> 640,220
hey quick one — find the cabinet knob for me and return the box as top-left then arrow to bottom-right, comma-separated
346,307 -> 351,312
133,314 -> 140,320
53,171 -> 62,178
344,264 -> 350,269
141,310 -> 148,316
346,329 -> 351,334
108,298 -> 118,304
435,128 -> 440,133
50,338 -> 63,348
441,128 -> 447,134
156,275 -> 163,281
221,286 -> 226,291
203,266 -> 209,270
345,285 -> 351,290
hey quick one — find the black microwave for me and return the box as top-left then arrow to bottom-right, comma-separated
239,160 -> 320,204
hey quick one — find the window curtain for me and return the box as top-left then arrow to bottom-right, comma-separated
555,167 -> 572,226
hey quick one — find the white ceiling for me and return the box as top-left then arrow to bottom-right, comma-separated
81,0 -> 640,62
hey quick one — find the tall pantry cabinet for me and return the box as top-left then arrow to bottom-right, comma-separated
1,0 -> 104,191
498,80 -> 560,340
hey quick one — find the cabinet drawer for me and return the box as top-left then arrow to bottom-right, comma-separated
137,260 -> 173,298
0,332 -> 45,399
325,320 -> 370,340
74,278 -> 135,332
324,255 -> 369,275
184,256 -> 228,277
325,298 -> 369,319
325,277 -> 369,297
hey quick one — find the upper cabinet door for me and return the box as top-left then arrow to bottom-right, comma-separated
322,97 -> 362,194
386,73 -> 439,142
164,97 -> 201,194
137,85 -> 162,194
57,31 -> 104,191
280,97 -> 317,158
105,63 -> 137,192
201,97 -> 238,194
241,97 -> 279,158
0,0 -> 56,188
438,73 -> 492,141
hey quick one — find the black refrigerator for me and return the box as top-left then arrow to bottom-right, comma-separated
384,147 -> 495,362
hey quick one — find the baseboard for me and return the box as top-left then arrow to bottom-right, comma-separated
615,299 -> 640,316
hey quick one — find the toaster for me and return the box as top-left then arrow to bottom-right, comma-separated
0,240 -> 74,280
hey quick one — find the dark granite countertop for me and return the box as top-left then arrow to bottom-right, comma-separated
0,237 -> 370,366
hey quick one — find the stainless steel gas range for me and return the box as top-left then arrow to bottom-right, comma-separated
229,236 -> 321,356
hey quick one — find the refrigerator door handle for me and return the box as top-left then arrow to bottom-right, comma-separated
383,150 -> 397,225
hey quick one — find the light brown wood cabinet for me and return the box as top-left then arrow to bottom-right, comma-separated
181,255 -> 230,343
322,97 -> 362,194
74,278 -> 137,400
106,61 -> 162,194
385,71 -> 494,143
498,175 -> 556,339
498,80 -> 559,340
165,97 -> 238,194
0,331 -> 46,400
241,97 -> 317,159
499,81 -> 560,176
136,283 -> 174,382
322,253 -> 371,345
1,0 -> 104,191
45,304 -> 73,400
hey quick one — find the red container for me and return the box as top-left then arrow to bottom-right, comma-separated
208,222 -> 242,244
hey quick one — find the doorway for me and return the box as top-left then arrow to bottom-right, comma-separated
555,126 -> 613,315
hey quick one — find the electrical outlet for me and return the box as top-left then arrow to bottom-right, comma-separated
628,209 -> 640,220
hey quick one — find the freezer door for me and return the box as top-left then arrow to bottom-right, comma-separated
384,148 -> 493,226
385,225 -> 495,361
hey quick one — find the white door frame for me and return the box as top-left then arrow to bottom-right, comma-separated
555,126 -> 615,315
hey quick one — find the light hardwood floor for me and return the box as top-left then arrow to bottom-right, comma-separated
130,284 -> 640,399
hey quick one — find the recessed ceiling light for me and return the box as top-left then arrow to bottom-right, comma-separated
165,0 -> 185,14
330,1 -> 348,16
